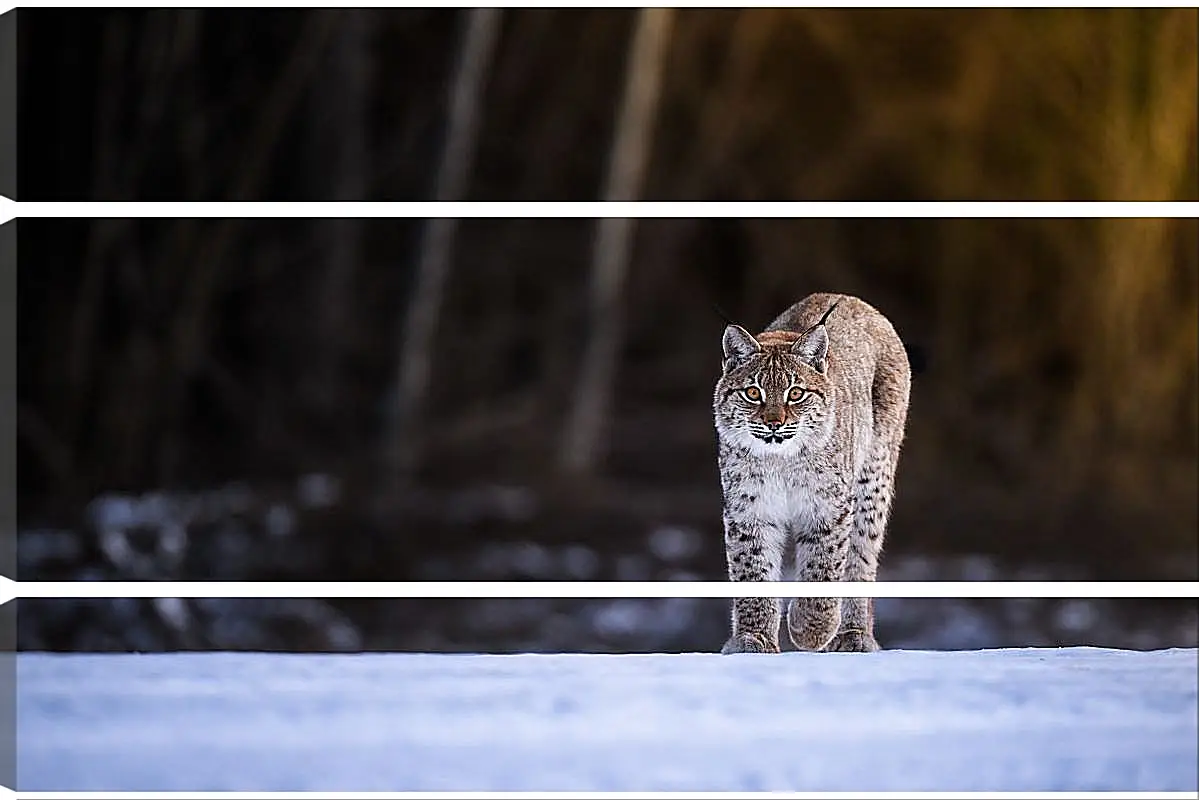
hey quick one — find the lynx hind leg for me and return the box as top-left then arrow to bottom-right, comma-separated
827,436 -> 900,653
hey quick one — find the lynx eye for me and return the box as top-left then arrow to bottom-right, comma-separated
743,386 -> 762,402
787,386 -> 806,403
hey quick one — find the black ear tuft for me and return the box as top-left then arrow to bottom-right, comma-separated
815,301 -> 840,328
722,324 -> 760,366
792,325 -> 829,373
791,302 -> 837,373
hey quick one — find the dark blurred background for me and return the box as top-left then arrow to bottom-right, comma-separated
13,8 -> 1199,653
18,8 -> 1198,203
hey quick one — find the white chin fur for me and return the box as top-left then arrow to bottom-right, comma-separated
745,432 -> 802,457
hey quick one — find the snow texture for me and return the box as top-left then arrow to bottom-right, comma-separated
18,648 -> 1199,792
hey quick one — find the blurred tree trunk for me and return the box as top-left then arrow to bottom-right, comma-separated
1067,10 -> 1198,458
385,8 -> 502,483
310,10 -> 372,413
561,7 -> 674,475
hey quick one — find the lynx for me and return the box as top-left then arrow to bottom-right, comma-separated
713,293 -> 911,654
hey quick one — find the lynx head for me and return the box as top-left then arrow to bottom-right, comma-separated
713,316 -> 836,452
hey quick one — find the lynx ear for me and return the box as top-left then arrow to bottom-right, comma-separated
722,324 -> 760,366
792,325 -> 829,373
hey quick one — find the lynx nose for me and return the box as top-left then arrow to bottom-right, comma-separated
764,417 -> 784,430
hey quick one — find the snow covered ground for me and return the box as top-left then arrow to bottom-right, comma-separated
18,647 -> 1198,792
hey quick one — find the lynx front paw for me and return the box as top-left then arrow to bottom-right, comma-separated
786,597 -> 840,651
721,631 -> 780,654
825,630 -> 881,653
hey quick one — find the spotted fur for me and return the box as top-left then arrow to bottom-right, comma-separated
714,293 -> 911,654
